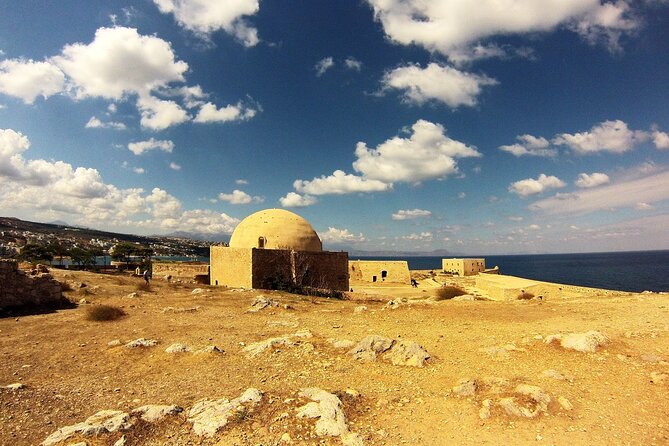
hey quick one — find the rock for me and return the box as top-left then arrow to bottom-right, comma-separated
383,298 -> 407,310
195,345 -> 224,354
124,338 -> 158,349
330,339 -> 356,350
191,288 -> 205,294
280,432 -> 292,443
125,292 -> 139,299
499,384 -> 551,418
113,435 -> 126,446
541,369 -> 573,382
557,396 -> 573,411
165,343 -> 190,353
479,344 -> 525,359
161,306 -> 199,313
342,432 -> 364,446
107,339 -> 122,347
451,294 -> 475,301
348,335 -> 394,361
243,331 -> 312,357
4,383 -> 25,391
382,340 -> 430,367
650,371 -> 667,384
188,388 -> 263,437
247,295 -> 280,313
78,298 -> 89,304
479,399 -> 493,419
544,331 -> 608,353
296,388 -> 348,437
131,405 -> 183,422
452,379 -> 477,397
42,410 -> 132,446
353,305 -> 368,313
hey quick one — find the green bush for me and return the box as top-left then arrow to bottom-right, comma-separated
435,285 -> 467,301
85,305 -> 126,321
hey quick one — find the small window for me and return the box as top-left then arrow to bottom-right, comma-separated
372,275 -> 377,282
381,270 -> 387,279
258,236 -> 266,248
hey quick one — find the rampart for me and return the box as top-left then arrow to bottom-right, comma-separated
475,273 -> 626,300
349,260 -> 411,284
152,261 -> 209,282
0,260 -> 63,310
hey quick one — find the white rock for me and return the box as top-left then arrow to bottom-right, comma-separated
541,369 -> 573,382
107,340 -> 122,347
4,383 -> 25,391
650,371 -> 668,384
353,306 -> 368,313
242,331 -> 312,357
452,379 -> 477,397
191,288 -> 205,294
247,295 -> 279,313
124,338 -> 158,348
125,293 -> 138,299
558,396 -> 573,411
544,331 -> 608,353
479,399 -> 492,419
113,435 -> 126,446
330,339 -> 356,350
382,340 -> 431,367
188,388 -> 263,437
342,431 -> 365,446
42,410 -> 132,446
131,405 -> 183,422
297,388 -> 348,437
348,335 -> 394,362
165,343 -> 190,353
195,345 -> 224,354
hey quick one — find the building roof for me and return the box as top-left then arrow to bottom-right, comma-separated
229,209 -> 322,252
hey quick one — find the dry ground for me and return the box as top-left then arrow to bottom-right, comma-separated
1,269 -> 668,445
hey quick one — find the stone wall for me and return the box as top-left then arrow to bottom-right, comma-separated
442,258 -> 486,276
349,260 -> 410,284
0,260 -> 62,310
210,246 -> 252,288
152,261 -> 209,281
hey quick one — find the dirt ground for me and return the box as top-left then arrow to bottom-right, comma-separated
1,268 -> 668,446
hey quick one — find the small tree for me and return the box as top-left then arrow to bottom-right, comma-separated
70,247 -> 96,269
47,242 -> 68,267
16,243 -> 54,265
110,242 -> 137,270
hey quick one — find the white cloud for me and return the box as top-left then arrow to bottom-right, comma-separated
0,128 -> 30,158
315,57 -> 334,77
194,101 -> 257,123
531,168 -> 669,215
294,170 -> 390,195
499,134 -> 556,157
0,59 -> 65,104
392,209 -> 432,220
279,192 -> 318,208
53,27 -> 188,100
509,174 -> 566,197
137,94 -> 189,130
381,63 -> 497,108
235,178 -> 248,185
366,0 -> 639,59
401,232 -> 433,241
575,172 -> 610,188
458,192 -> 466,199
169,162 -> 181,171
344,57 -> 362,71
133,167 -> 145,174
636,202 -> 653,210
153,0 -> 260,46
652,127 -> 669,150
552,119 -> 647,154
218,189 -> 264,204
508,216 -> 524,222
128,138 -> 174,156
85,116 -> 126,130
352,119 -> 481,183
320,227 -> 366,244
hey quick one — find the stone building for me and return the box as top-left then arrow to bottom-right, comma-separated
348,260 -> 411,284
442,258 -> 486,276
210,209 -> 348,291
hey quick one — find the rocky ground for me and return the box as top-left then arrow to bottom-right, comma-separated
0,268 -> 668,445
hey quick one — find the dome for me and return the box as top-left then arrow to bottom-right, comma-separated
229,209 -> 322,252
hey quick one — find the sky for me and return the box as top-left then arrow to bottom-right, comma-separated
1,0 -> 669,255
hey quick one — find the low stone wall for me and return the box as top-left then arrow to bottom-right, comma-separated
152,261 -> 209,281
0,260 -> 63,310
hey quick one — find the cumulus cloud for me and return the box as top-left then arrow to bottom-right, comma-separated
194,101 -> 257,123
315,57 -> 334,77
136,94 -> 189,130
552,119 -> 647,154
575,172 -> 610,188
352,119 -> 481,183
153,0 -> 260,46
499,134 -> 556,157
279,192 -> 318,208
85,116 -> 126,130
169,162 -> 181,171
531,168 -> 669,215
294,170 -> 390,195
320,227 -> 366,244
366,0 -> 639,60
344,57 -> 362,71
381,63 -> 497,108
218,189 -> 264,204
400,232 -> 433,241
652,127 -> 669,150
128,138 -> 174,156
0,128 -> 30,158
133,167 -> 145,174
235,178 -> 248,185
509,174 -> 566,197
0,59 -> 65,104
392,209 -> 432,220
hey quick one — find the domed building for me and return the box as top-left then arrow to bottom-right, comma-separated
210,209 -> 348,291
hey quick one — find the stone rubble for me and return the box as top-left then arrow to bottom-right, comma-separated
544,331 -> 608,353
131,405 -> 183,422
242,330 -> 313,357
247,295 -> 280,313
124,338 -> 158,349
3,382 -> 25,391
188,388 -> 263,437
296,387 -> 363,445
42,410 -> 132,446
348,335 -> 431,367
165,343 -> 191,353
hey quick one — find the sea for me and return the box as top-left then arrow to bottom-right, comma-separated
353,250 -> 669,293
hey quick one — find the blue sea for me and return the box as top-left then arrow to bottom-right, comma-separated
353,250 -> 669,293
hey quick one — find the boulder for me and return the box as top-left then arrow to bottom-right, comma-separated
131,405 -> 183,422
188,388 -> 262,437
247,295 -> 279,313
544,331 -> 608,353
296,388 -> 348,437
452,379 -> 477,397
124,338 -> 158,349
382,340 -> 430,367
348,335 -> 394,362
165,343 -> 190,353
42,410 -> 132,446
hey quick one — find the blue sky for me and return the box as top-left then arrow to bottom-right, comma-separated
1,0 -> 669,254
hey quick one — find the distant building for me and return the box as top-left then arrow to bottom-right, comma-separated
349,260 -> 410,284
210,209 -> 348,291
442,258 -> 486,276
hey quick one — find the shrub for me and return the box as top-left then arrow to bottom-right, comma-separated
517,291 -> 535,300
85,305 -> 126,321
435,285 -> 467,301
135,281 -> 152,292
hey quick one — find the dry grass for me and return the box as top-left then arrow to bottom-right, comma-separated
85,304 -> 126,321
435,285 -> 467,301
135,281 -> 152,292
58,281 -> 73,292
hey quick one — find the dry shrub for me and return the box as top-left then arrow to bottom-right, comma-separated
85,305 -> 126,321
435,285 -> 467,301
135,281 -> 152,292
517,291 -> 535,300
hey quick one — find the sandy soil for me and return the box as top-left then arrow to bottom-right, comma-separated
1,269 -> 668,445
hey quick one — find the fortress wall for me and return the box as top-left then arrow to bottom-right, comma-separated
152,262 -> 209,281
209,246 -> 253,288
475,273 -> 626,300
0,260 -> 62,309
251,249 -> 293,290
348,260 -> 410,284
298,251 -> 349,291
442,258 -> 486,276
